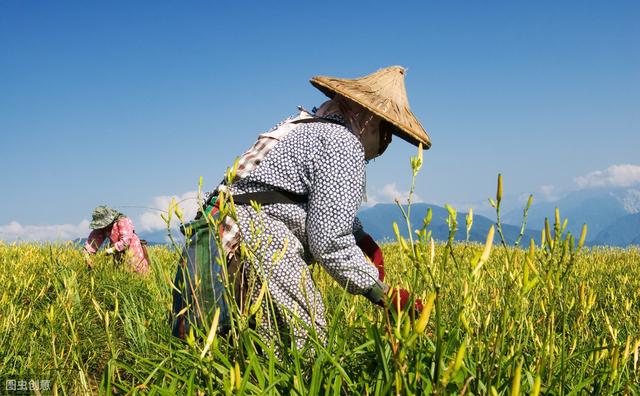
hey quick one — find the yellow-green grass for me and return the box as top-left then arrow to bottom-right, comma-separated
1,239 -> 639,394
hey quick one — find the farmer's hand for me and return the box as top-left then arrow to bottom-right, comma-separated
388,287 -> 423,316
356,233 -> 385,281
105,247 -> 116,255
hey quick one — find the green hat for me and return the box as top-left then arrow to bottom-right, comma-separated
89,205 -> 122,229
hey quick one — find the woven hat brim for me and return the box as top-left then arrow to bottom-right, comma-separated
310,77 -> 432,149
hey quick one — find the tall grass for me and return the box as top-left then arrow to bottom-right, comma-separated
1,242 -> 639,393
1,151 -> 639,394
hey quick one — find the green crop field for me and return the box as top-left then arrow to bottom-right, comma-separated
2,168 -> 640,395
1,230 -> 639,394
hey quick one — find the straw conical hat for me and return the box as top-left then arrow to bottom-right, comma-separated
310,66 -> 431,148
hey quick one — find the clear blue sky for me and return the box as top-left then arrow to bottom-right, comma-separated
1,1 -> 638,239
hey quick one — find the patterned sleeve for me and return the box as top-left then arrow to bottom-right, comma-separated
112,217 -> 135,252
307,130 -> 379,294
85,229 -> 105,254
352,216 -> 366,241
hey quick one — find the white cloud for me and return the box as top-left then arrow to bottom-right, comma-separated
361,195 -> 378,207
537,184 -> 561,202
574,164 -> 640,189
618,188 -> 640,214
452,200 -> 491,214
367,183 -> 423,205
0,190 -> 203,242
137,191 -> 200,232
0,220 -> 90,242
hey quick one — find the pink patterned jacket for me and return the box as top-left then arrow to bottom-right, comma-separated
84,217 -> 149,273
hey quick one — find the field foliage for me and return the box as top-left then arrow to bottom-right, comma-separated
1,234 -> 639,394
2,166 -> 640,394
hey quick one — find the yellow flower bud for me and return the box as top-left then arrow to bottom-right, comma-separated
531,375 -> 541,396
578,223 -> 587,250
544,218 -> 552,248
454,341 -> 466,371
414,292 -> 437,334
234,362 -> 242,390
511,359 -> 522,396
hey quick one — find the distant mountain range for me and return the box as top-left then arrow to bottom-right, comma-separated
137,229 -> 185,245
124,186 -> 640,248
358,203 -> 539,245
130,204 -> 539,246
591,212 -> 640,247
503,186 -> 640,247
73,232 -> 173,247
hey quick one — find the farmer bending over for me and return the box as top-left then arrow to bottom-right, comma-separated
173,66 -> 431,348
84,205 -> 150,274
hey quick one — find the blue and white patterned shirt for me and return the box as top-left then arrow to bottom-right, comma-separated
229,112 -> 379,294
